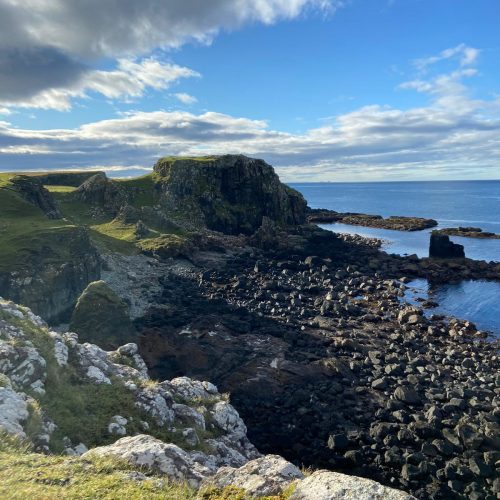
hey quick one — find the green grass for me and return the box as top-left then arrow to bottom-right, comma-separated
44,185 -> 77,193
0,435 -> 197,500
0,179 -> 78,272
0,434 -> 297,500
115,174 -> 158,208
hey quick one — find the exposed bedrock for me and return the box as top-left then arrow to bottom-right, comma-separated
10,175 -> 61,219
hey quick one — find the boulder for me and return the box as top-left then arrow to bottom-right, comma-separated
429,233 -> 465,259
153,155 -> 307,234
83,434 -> 217,488
69,280 -> 136,350
206,455 -> 303,496
290,470 -> 415,499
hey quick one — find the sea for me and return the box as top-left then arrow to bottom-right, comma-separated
290,180 -> 500,337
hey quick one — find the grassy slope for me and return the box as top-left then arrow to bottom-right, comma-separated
0,175 -> 76,272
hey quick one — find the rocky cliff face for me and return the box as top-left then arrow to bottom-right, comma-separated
0,227 -> 101,324
154,155 -> 307,234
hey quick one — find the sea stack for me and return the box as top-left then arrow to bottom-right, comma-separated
429,232 -> 465,259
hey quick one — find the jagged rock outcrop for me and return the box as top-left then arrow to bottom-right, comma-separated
10,175 -> 61,219
429,232 -> 465,259
69,280 -> 137,350
72,172 -> 129,215
0,226 -> 101,323
153,155 -> 307,234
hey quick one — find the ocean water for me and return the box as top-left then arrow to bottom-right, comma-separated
291,180 -> 500,262
291,181 -> 500,337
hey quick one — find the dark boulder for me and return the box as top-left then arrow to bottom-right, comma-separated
429,232 -> 465,259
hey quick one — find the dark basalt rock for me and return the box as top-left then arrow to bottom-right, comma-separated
10,175 -> 61,219
429,232 -> 465,259
153,155 -> 307,235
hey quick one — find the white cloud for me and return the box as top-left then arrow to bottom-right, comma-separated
0,0 -> 338,109
414,44 -> 480,72
0,44 -> 498,181
173,93 -> 198,105
0,57 -> 199,111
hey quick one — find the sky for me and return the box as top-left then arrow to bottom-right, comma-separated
0,0 -> 499,181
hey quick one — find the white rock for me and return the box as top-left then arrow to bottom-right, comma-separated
211,401 -> 247,439
86,366 -> 111,385
83,434 -> 218,488
207,455 -> 303,497
74,443 -> 89,455
290,470 -> 415,500
0,387 -> 29,437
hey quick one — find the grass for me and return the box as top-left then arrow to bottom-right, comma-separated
0,434 -> 197,499
44,186 -> 77,193
0,433 -> 298,500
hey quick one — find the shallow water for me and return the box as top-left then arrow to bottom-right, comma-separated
403,279 -> 500,338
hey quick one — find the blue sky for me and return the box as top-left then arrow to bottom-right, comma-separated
0,0 -> 499,181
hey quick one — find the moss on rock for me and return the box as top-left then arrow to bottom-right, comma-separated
69,281 -> 136,350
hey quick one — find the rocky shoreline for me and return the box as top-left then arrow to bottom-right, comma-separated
307,208 -> 438,231
133,225 -> 499,500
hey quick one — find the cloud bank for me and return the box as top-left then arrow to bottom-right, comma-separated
1,52 -> 499,181
0,0 -> 336,109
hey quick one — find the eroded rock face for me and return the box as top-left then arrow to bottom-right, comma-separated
153,155 -> 307,234
429,233 -> 465,259
207,454 -> 304,496
0,226 -> 101,323
69,280 -> 136,350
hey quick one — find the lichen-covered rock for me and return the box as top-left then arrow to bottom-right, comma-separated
83,434 -> 218,488
153,155 -> 307,234
207,455 -> 304,496
69,280 -> 136,350
0,387 -> 29,436
290,470 -> 415,499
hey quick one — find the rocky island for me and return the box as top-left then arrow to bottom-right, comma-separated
0,155 -> 499,499
307,208 -> 438,231
435,227 -> 500,239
